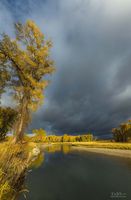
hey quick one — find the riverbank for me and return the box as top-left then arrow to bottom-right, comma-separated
70,141 -> 131,158
72,141 -> 131,150
0,141 -> 41,199
72,146 -> 131,158
38,141 -> 131,157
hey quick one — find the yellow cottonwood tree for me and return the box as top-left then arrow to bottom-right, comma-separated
112,120 -> 131,142
0,20 -> 55,143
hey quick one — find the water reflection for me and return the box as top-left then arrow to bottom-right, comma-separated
30,153 -> 45,169
26,145 -> 131,200
45,144 -> 72,154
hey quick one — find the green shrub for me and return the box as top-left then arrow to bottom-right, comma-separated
0,107 -> 17,141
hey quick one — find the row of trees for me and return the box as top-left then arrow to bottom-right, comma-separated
112,120 -> 131,142
31,129 -> 93,143
0,20 -> 55,143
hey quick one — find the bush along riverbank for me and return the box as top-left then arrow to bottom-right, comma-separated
0,141 -> 40,200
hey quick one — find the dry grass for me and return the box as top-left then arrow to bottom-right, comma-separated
72,141 -> 131,150
0,140 -> 37,200
42,141 -> 131,150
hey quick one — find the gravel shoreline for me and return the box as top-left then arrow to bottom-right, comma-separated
72,146 -> 131,158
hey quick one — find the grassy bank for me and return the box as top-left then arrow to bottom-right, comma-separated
0,141 -> 39,200
71,141 -> 131,150
40,141 -> 131,150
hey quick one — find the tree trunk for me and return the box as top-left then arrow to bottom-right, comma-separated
12,97 -> 29,144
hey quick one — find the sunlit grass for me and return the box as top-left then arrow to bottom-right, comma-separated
0,140 -> 38,199
72,141 -> 131,150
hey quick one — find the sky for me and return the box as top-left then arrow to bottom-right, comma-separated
1,0 -> 131,136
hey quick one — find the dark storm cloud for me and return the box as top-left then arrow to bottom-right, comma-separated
1,0 -> 131,135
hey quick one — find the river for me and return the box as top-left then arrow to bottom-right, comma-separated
20,145 -> 131,200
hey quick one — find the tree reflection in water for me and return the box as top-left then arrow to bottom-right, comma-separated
45,144 -> 72,154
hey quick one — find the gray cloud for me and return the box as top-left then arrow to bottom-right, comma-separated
1,0 -> 131,135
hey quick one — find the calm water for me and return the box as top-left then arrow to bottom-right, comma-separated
21,146 -> 131,200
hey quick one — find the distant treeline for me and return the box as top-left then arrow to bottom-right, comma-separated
29,129 -> 93,143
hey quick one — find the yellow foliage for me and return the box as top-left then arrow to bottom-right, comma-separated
0,20 -> 55,141
0,20 -> 55,113
30,153 -> 44,168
